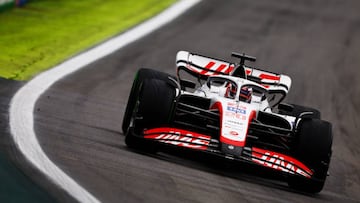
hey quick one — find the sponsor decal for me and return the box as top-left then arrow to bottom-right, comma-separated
227,106 -> 246,114
227,120 -> 242,126
144,127 -> 211,150
229,131 -> 239,136
225,103 -> 247,120
251,147 -> 313,178
220,102 -> 249,147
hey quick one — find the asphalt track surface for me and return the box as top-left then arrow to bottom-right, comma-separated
30,0 -> 360,202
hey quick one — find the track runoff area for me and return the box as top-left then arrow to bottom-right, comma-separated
9,0 -> 201,202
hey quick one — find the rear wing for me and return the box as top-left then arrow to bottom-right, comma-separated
176,51 -> 235,78
176,51 -> 292,106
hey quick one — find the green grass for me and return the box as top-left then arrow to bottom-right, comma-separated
0,0 -> 175,80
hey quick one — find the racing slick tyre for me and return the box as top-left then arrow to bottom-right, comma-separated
125,78 -> 176,152
288,119 -> 332,193
122,68 -> 175,134
278,103 -> 321,119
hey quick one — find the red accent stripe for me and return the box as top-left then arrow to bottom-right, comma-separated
215,64 -> 227,73
259,73 -> 280,81
224,65 -> 235,74
200,61 -> 215,75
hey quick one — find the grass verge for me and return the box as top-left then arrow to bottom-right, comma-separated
0,0 -> 175,80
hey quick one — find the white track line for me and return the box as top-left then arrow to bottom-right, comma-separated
9,0 -> 201,202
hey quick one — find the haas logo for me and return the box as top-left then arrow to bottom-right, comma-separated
230,131 -> 239,136
252,148 -> 313,178
144,128 -> 210,150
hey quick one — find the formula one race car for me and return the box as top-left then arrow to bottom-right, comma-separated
122,51 -> 333,193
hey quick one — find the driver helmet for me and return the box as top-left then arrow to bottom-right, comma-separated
225,83 -> 236,99
239,86 -> 252,103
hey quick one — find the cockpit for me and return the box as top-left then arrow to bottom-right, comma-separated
205,76 -> 266,104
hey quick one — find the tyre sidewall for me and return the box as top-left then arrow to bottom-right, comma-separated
122,68 -> 175,133
288,118 -> 333,193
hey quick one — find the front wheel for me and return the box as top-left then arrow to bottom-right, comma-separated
122,68 -> 175,134
288,119 -> 333,193
125,78 -> 176,151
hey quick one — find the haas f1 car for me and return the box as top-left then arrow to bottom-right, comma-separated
122,51 -> 333,193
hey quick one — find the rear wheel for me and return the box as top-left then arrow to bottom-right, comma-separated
125,78 -> 176,151
288,119 -> 332,193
